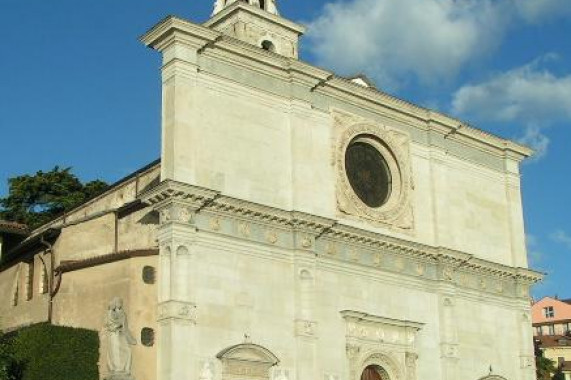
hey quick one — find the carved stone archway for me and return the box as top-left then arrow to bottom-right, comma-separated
216,343 -> 279,380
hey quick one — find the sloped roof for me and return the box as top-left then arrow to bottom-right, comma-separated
0,220 -> 29,236
535,334 -> 571,348
532,296 -> 571,324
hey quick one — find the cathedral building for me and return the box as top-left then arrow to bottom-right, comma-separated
0,1 -> 542,380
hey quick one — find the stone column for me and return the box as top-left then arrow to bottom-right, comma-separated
143,182 -> 219,380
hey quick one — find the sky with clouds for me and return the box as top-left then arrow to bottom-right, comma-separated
1,0 -> 569,299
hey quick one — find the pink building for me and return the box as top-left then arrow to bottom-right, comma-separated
532,297 -> 571,337
532,297 -> 571,380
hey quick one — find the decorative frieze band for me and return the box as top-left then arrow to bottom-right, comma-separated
140,180 -> 543,299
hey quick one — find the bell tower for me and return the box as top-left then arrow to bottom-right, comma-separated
205,0 -> 305,58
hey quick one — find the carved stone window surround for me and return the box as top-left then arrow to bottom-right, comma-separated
342,311 -> 423,380
333,110 -> 414,232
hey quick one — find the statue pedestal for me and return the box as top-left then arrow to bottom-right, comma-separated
105,373 -> 136,380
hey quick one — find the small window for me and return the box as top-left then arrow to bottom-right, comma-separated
544,306 -> 555,318
142,266 -> 156,284
141,328 -> 155,347
25,261 -> 34,301
261,40 -> 276,53
12,284 -> 19,307
259,0 -> 266,9
549,325 -> 556,335
536,326 -> 543,336
39,266 -> 49,294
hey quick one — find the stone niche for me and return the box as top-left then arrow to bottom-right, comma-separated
216,343 -> 279,380
341,311 -> 423,380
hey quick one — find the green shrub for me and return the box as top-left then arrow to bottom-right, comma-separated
1,323 -> 99,380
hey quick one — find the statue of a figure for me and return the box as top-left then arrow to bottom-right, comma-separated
104,297 -> 137,380
212,0 -> 226,15
266,0 -> 279,15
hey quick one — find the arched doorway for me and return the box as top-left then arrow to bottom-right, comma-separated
361,365 -> 390,380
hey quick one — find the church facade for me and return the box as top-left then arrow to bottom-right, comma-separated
0,1 -> 542,380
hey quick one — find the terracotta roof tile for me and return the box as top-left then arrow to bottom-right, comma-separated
0,220 -> 29,236
536,335 -> 571,348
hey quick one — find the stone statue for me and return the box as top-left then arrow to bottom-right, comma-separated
266,0 -> 279,15
199,361 -> 214,380
104,297 -> 137,380
212,0 -> 226,16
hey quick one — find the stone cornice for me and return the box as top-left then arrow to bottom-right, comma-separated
140,180 -> 219,211
140,180 -> 544,286
141,16 -> 532,161
340,310 -> 424,331
140,16 -> 220,51
203,1 -> 306,36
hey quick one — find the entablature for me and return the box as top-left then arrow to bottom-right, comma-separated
140,180 -> 544,299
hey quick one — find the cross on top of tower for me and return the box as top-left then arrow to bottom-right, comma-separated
213,0 -> 279,16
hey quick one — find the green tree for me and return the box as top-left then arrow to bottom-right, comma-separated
537,355 -> 557,380
0,167 -> 108,229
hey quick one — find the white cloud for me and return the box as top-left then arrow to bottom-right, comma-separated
451,56 -> 571,123
513,0 -> 571,23
519,126 -> 550,160
551,230 -> 571,250
306,0 -> 571,89
451,57 -> 571,159
307,0 -> 502,88
526,234 -> 544,265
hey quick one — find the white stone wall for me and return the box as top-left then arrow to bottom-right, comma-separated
141,14 -> 538,380
159,68 -> 525,267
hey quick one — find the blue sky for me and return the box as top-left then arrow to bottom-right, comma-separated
0,0 -> 569,299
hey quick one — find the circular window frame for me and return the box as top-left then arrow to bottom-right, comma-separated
345,136 -> 398,209
337,123 -> 412,226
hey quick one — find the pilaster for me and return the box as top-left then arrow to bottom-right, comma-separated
291,212 -> 334,380
436,258 -> 460,380
142,181 -> 219,380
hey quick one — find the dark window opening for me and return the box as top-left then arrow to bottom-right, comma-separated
261,40 -> 276,52
142,266 -> 156,284
345,140 -> 392,208
141,328 -> 155,347
260,0 -> 266,9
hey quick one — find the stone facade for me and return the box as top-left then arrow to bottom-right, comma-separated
0,2 -> 542,380
138,2 -> 540,380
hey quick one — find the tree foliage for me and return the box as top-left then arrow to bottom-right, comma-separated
537,355 -> 557,380
0,167 -> 108,229
0,323 -> 99,380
